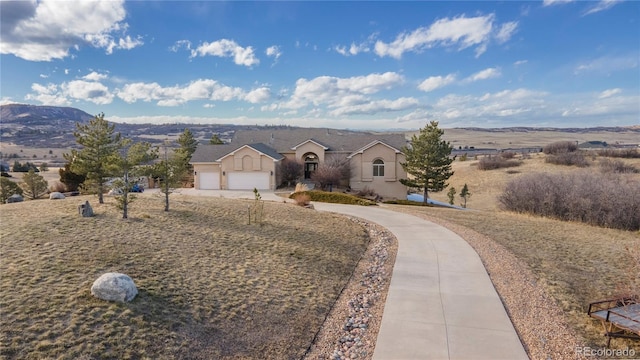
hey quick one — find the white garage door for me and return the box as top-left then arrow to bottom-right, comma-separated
227,172 -> 270,190
199,172 -> 220,190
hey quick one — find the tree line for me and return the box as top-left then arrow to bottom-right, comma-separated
1,113 -> 199,218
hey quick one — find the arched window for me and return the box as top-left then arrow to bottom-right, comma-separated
373,159 -> 384,177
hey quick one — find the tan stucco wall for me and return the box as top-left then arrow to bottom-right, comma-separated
349,144 -> 407,199
219,147 -> 278,190
294,142 -> 326,162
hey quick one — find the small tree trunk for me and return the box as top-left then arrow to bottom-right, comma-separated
423,187 -> 428,205
98,184 -> 104,204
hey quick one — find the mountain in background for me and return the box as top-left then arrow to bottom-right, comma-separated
0,104 -> 290,148
1,103 -> 94,125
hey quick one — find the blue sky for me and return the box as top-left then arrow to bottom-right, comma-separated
1,0 -> 638,130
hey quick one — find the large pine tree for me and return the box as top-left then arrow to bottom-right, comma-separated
400,121 -> 454,204
65,113 -> 122,204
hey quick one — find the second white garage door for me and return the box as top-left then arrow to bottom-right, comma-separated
227,172 -> 270,190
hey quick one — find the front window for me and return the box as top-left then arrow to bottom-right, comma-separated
373,159 -> 384,177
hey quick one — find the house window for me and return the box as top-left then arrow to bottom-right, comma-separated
373,159 -> 384,177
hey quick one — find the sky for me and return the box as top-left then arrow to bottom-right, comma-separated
1,0 -> 638,130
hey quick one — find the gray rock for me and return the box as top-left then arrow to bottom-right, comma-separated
78,200 -> 93,217
6,194 -> 23,203
91,273 -> 138,303
49,192 -> 65,200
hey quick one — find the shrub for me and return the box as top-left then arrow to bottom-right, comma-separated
598,159 -> 639,174
545,152 -> 589,167
383,199 -> 431,206
597,148 -> 640,159
294,183 -> 309,193
0,177 -> 23,204
499,171 -> 640,231
356,186 -> 378,198
310,157 -> 350,190
477,155 -> 522,170
279,158 -> 303,187
543,141 -> 578,154
500,151 -> 517,159
292,193 -> 311,207
289,191 -> 376,206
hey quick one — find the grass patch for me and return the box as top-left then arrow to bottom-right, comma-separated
289,190 -> 377,206
0,195 -> 370,359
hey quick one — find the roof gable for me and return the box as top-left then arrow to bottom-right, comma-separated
291,139 -> 329,150
217,143 -> 284,161
347,140 -> 403,159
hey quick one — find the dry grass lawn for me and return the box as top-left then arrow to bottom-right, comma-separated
0,194 -> 370,359
398,153 -> 640,348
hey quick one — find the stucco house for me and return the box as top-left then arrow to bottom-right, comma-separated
190,128 -> 409,199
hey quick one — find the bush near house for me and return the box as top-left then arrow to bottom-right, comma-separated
289,190 -> 376,206
596,148 -> 640,158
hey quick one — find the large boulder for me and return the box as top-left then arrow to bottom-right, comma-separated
91,273 -> 138,303
78,200 -> 94,217
49,192 -> 65,200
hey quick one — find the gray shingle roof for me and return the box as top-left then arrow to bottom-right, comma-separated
191,128 -> 408,163
231,128 -> 408,153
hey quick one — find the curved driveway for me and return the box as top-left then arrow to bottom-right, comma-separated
313,203 -> 528,360
174,189 -> 528,359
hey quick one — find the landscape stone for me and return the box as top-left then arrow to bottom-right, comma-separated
78,200 -> 94,217
91,273 -> 138,303
49,192 -> 65,200
6,194 -> 23,203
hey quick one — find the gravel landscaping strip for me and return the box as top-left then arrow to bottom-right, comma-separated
304,219 -> 398,360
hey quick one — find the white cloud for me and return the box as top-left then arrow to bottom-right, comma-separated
170,40 -> 192,52
374,14 -> 512,59
191,39 -> 259,67
418,74 -> 457,92
25,83 -> 70,106
245,87 -> 272,103
264,72 -> 414,117
514,60 -> 528,66
83,71 -> 109,81
0,0 -> 142,61
542,0 -> 574,6
583,0 -> 622,15
265,45 -> 282,60
64,69 -> 70,75
25,79 -> 114,105
495,21 -> 518,44
329,97 -> 419,116
599,88 -> 622,99
335,42 -> 370,56
0,97 -> 18,105
63,80 -> 113,105
574,54 -> 639,75
39,74 -> 48,78
464,67 -> 502,83
116,79 -> 269,106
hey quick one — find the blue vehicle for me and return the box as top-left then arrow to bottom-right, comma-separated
131,184 -> 144,193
